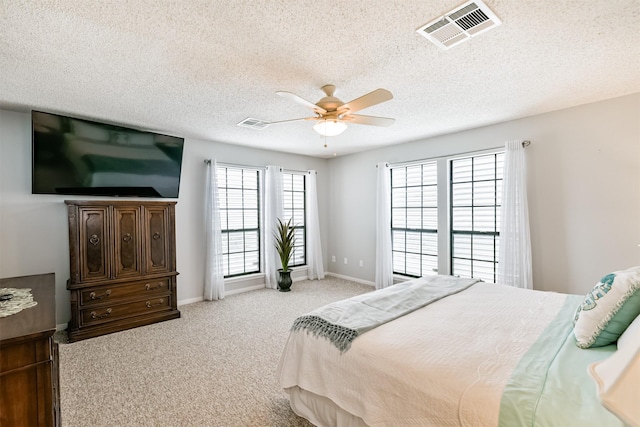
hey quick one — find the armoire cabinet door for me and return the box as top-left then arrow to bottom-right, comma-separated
78,206 -> 110,283
113,206 -> 143,279
144,205 -> 172,274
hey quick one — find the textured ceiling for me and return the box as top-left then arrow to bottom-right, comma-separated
1,1 -> 639,158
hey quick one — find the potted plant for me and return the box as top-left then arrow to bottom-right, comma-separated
274,218 -> 296,292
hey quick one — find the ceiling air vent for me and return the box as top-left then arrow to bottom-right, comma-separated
237,118 -> 269,130
416,0 -> 501,50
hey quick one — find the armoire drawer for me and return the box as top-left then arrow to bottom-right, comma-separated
80,296 -> 172,326
79,278 -> 171,306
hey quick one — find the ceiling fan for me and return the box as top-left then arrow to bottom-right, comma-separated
239,85 -> 395,137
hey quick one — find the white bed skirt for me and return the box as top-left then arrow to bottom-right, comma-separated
287,386 -> 367,427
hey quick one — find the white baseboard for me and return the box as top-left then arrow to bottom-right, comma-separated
325,272 -> 375,287
178,284 -> 267,303
178,273 -> 311,304
225,284 -> 265,296
178,296 -> 204,306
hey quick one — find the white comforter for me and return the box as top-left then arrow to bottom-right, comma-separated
277,282 -> 569,427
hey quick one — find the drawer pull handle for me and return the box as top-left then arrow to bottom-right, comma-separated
89,290 -> 111,300
122,233 -> 132,243
145,282 -> 164,290
152,232 -> 161,240
90,308 -> 112,319
146,299 -> 164,308
89,234 -> 100,246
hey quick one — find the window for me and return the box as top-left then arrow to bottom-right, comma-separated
282,172 -> 306,267
450,152 -> 504,282
217,166 -> 260,277
390,162 -> 438,277
389,150 -> 504,282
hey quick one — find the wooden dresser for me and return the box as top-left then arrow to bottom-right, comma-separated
0,273 -> 59,427
65,200 -> 180,342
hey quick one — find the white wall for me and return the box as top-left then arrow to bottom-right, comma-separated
0,109 -> 329,325
327,94 -> 640,295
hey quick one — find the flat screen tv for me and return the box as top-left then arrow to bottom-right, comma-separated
32,111 -> 184,198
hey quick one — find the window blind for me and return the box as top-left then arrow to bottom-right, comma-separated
217,166 -> 261,277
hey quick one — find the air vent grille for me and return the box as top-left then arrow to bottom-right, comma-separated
456,9 -> 489,31
448,2 -> 478,21
432,24 -> 464,43
237,118 -> 269,130
417,0 -> 501,50
424,18 -> 449,34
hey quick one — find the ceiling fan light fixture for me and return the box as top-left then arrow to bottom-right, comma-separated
313,119 -> 347,136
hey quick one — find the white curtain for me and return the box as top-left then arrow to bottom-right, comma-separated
306,170 -> 325,280
204,160 -> 225,300
375,162 -> 393,290
498,140 -> 533,289
264,165 -> 283,289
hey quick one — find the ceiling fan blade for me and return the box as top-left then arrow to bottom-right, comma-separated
344,114 -> 395,127
276,91 -> 327,114
338,88 -> 393,114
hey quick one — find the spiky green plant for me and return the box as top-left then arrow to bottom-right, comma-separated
274,218 -> 296,272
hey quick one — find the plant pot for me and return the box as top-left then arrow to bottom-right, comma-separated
277,269 -> 292,292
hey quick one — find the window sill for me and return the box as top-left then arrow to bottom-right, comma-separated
223,266 -> 308,284
224,273 -> 264,284
393,272 -> 440,282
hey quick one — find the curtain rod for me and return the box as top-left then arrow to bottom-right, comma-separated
381,140 -> 531,168
203,160 -> 310,174
284,168 -> 313,175
203,159 -> 264,170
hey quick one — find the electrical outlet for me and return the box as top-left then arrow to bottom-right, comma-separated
331,255 -> 336,262
343,257 -> 348,264
359,260 -> 363,267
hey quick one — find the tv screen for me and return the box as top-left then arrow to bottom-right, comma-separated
32,111 -> 184,198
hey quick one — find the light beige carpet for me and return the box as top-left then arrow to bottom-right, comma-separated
57,277 -> 373,426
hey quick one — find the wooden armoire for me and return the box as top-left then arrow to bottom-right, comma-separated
65,200 -> 180,342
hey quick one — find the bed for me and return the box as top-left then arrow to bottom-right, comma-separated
277,272 -> 640,427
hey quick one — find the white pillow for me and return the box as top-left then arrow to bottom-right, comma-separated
618,314 -> 640,351
588,321 -> 640,427
574,267 -> 640,348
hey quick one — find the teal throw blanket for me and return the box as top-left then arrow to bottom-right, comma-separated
291,275 -> 479,352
